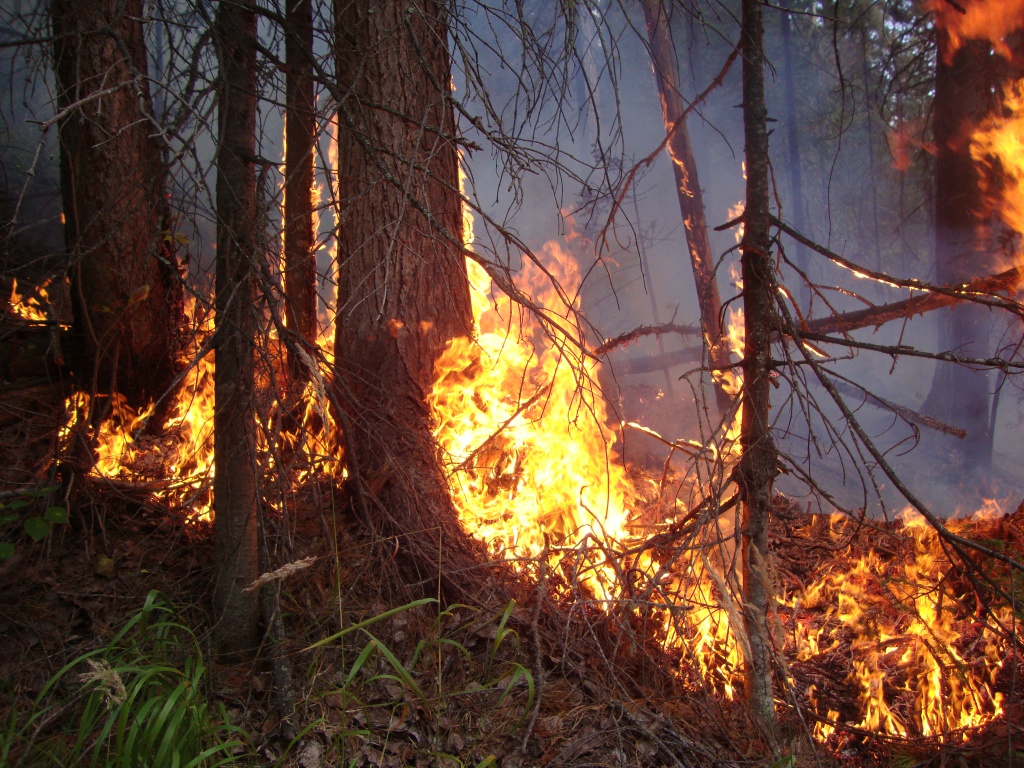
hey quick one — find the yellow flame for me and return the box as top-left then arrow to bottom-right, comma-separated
8,277 -> 51,322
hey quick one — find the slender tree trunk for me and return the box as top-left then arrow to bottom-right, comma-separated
639,0 -> 731,414
737,0 -> 778,736
213,0 -> 260,657
284,0 -> 317,388
779,0 -> 810,311
333,0 -> 490,599
860,26 -> 882,272
922,35 -> 1001,481
52,0 -> 183,411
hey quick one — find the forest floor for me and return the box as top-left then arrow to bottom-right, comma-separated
1,363 -> 1022,767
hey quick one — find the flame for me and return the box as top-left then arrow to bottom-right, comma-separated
971,80 -> 1024,263
430,169 -> 631,595
928,0 -> 1024,61
58,109 -> 344,517
8,277 -> 52,322
786,508 -> 1010,740
40,119 -> 1014,746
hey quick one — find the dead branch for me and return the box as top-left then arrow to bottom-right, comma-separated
773,215 -> 1024,327
448,384 -> 551,476
826,375 -> 967,438
595,323 -> 700,356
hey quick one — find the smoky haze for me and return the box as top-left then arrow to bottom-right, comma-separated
1,0 -> 1019,518
454,1 -> 1023,519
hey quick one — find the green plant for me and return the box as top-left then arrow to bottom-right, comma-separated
0,486 -> 68,560
3,591 -> 246,768
313,597 -> 534,763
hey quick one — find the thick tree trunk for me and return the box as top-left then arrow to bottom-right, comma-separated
922,35 -> 1002,480
213,0 -> 260,657
639,0 -> 731,414
333,0 -> 489,599
52,0 -> 183,410
737,0 -> 778,736
284,0 -> 317,388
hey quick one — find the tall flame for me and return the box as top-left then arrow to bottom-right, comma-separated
430,166 -> 630,594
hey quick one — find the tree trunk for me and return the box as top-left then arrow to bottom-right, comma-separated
284,0 -> 317,389
52,0 -> 183,410
639,0 -> 731,414
779,0 -> 810,311
213,0 -> 260,657
921,35 -> 1002,480
333,0 -> 490,599
737,0 -> 778,737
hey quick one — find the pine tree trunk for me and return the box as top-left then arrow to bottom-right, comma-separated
639,0 -> 731,414
52,0 -> 183,410
737,0 -> 778,736
213,0 -> 260,657
284,0 -> 317,388
333,0 -> 490,599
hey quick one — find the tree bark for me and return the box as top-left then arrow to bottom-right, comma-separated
737,0 -> 778,736
284,0 -> 317,388
213,0 -> 260,657
922,34 -> 1003,479
639,0 -> 731,414
333,0 -> 490,600
52,0 -> 183,410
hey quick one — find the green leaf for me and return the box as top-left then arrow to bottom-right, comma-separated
23,516 -> 50,541
306,597 -> 436,649
7,498 -> 29,510
0,513 -> 19,525
0,542 -> 14,559
44,506 -> 69,524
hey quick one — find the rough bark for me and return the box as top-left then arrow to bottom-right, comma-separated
333,0 -> 491,600
921,34 -> 1003,477
52,0 -> 183,410
213,0 -> 260,657
639,0 -> 731,413
737,0 -> 778,736
284,0 -> 317,388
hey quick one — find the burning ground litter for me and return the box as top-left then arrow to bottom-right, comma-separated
4,191 -> 1022,762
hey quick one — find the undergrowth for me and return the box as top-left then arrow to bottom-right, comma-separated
2,590 -> 245,768
1,590 -> 533,768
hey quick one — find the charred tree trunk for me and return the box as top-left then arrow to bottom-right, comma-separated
333,0 -> 490,600
922,35 -> 1002,482
213,0 -> 260,657
52,0 -> 183,410
639,0 -> 731,414
737,0 -> 778,736
284,0 -> 317,389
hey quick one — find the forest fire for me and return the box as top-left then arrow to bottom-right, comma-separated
424,176 -> 1017,741
29,23 -> 1023,756
59,291 -> 340,519
39,147 -> 1016,748
8,1 -> 1024,765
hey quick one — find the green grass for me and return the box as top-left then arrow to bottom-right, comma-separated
2,591 -> 246,768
